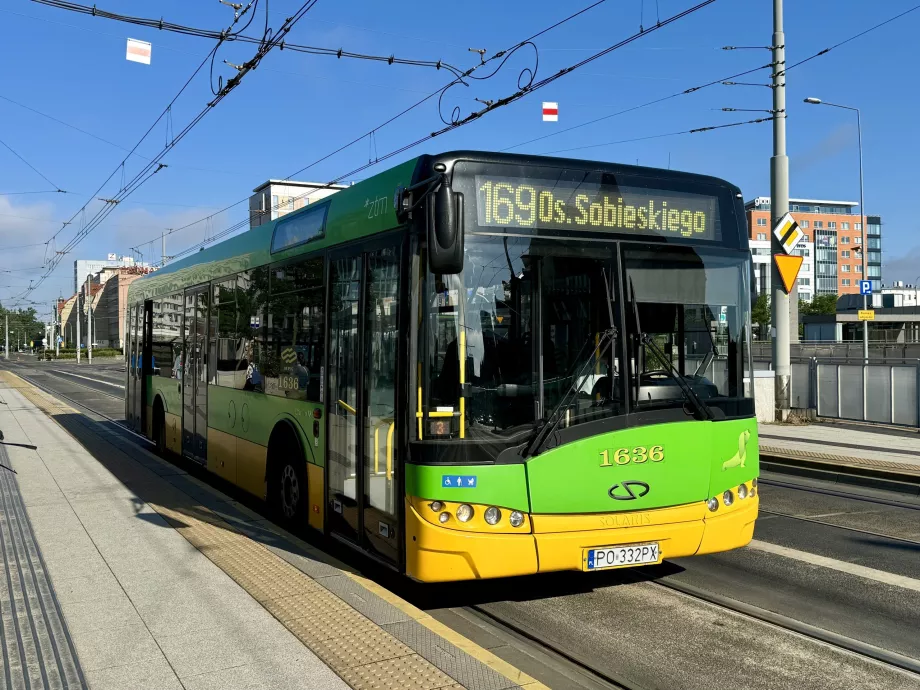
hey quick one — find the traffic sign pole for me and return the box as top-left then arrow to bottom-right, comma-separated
770,0 -> 790,420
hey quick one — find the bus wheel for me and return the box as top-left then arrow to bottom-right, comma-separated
154,402 -> 166,456
269,426 -> 306,524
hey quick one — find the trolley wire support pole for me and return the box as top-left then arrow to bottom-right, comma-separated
76,286 -> 82,365
4,313 -> 8,360
86,274 -> 93,364
770,0 -> 791,421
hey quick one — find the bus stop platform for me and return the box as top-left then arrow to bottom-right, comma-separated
0,371 -> 542,690
759,421 -> 920,488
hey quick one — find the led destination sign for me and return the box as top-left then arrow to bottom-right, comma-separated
475,175 -> 718,240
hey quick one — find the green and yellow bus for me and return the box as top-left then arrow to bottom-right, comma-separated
125,150 -> 759,582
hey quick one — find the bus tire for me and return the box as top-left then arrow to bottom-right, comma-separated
153,399 -> 166,456
268,423 -> 307,525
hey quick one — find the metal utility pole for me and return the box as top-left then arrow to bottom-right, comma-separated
86,274 -> 93,364
4,314 -> 8,360
770,0 -> 790,420
77,291 -> 82,365
804,97 -> 868,360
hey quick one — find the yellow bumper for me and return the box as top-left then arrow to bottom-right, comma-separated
405,495 -> 759,582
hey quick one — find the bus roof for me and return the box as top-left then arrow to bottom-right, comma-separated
128,150 -> 743,303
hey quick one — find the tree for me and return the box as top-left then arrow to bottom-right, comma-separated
751,294 -> 771,338
799,294 -> 837,315
0,303 -> 45,347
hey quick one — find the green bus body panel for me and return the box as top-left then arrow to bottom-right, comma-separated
207,386 -> 324,466
405,463 -> 530,512
127,158 -> 418,304
526,418 -> 758,514
148,376 -> 181,415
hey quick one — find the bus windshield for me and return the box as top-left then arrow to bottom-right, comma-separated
422,236 -> 753,444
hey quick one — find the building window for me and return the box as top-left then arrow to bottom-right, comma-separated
841,265 -> 850,273
801,220 -> 809,228
814,221 -> 824,229
757,217 -> 767,226
855,265 -> 862,273
841,250 -> 850,258
803,234 -> 810,241
842,279 -> 851,287
854,236 -> 862,244
842,222 -> 850,230
797,277 -> 810,286
757,232 -> 767,241
840,236 -> 850,245
855,222 -> 862,231
828,221 -> 837,229
803,263 -> 811,271
868,266 -> 881,278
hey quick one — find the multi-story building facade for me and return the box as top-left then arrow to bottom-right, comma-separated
248,180 -> 350,229
745,197 -> 882,297
74,256 -> 151,294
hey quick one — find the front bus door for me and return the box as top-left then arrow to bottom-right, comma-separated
327,242 -> 402,564
182,285 -> 209,463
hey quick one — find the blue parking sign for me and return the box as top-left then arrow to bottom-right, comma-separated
859,280 -> 872,295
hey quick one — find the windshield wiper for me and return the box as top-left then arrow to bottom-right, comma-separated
521,325 -> 617,459
629,278 -> 715,421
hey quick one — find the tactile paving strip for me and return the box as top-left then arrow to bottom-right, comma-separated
761,444 -> 920,475
0,439 -> 87,689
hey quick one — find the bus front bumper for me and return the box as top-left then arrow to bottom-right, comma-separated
405,495 -> 758,583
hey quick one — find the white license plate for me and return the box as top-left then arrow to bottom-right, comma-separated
585,542 -> 661,570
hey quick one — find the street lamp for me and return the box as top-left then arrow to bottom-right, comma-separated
804,97 -> 868,361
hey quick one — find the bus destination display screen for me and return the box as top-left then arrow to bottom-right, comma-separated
474,175 -> 718,240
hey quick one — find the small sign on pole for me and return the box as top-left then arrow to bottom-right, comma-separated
773,212 -> 804,254
859,280 -> 872,295
773,254 -> 803,294
126,38 -> 152,65
542,102 -> 558,122
858,309 -> 875,321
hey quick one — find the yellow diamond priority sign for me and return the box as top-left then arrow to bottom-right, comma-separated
773,212 -> 804,254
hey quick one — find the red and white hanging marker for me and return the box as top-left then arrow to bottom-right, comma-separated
542,102 -> 558,122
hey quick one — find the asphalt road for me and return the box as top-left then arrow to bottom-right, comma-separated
4,356 -> 919,690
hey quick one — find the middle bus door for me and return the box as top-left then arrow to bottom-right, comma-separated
327,242 -> 401,564
182,285 -> 209,464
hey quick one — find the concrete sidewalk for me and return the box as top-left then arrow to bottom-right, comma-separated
0,370 -> 541,690
759,421 -> 920,478
0,377 -> 346,689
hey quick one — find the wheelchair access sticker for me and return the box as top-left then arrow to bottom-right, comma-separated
442,475 -> 477,488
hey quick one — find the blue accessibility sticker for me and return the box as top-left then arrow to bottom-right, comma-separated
442,475 -> 477,488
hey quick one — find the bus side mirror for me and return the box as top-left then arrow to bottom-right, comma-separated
427,184 -> 464,275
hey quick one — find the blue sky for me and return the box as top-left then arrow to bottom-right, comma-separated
2,0 -> 919,308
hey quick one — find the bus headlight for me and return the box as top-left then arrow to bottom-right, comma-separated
438,512 -> 450,523
509,510 -> 525,528
484,506 -> 501,525
429,501 -> 443,512
707,497 -> 719,512
738,484 -> 748,500
723,490 -> 734,507
456,504 -> 474,522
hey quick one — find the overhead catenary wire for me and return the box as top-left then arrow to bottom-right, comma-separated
162,0 -> 718,264
9,0 -> 319,307
130,0 -> 616,258
504,2 -> 920,154
30,0 -> 467,79
538,117 -> 774,155
0,137 -> 65,192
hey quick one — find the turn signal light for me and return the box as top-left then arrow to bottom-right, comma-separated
438,512 -> 450,523
722,490 -> 734,507
429,501 -> 444,512
484,506 -> 501,525
738,484 -> 748,500
509,510 -> 525,528
707,497 -> 719,512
